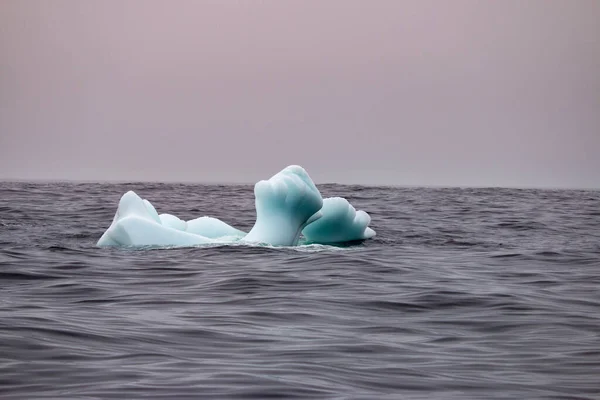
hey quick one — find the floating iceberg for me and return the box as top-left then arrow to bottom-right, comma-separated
97,165 -> 375,248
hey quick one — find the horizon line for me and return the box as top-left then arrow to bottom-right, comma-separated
0,177 -> 598,191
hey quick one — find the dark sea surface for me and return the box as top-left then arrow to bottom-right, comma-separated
1,182 -> 599,399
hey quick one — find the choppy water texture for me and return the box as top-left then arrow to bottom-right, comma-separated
1,182 -> 599,399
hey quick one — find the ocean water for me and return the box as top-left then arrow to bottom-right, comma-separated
1,182 -> 599,399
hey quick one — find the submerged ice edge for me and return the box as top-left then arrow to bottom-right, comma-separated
97,165 -> 376,248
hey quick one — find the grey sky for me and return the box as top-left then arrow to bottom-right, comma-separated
1,0 -> 599,187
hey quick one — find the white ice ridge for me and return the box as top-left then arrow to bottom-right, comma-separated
186,216 -> 246,239
97,165 -> 376,247
157,213 -> 246,238
302,197 -> 376,244
96,191 -> 242,247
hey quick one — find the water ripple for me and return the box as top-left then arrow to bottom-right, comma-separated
0,182 -> 599,399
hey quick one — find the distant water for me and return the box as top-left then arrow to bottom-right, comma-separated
1,182 -> 599,399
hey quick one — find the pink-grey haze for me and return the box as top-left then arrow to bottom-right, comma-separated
1,0 -> 599,187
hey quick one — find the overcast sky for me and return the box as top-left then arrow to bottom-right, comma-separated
1,0 -> 599,187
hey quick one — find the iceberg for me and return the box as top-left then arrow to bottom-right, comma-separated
301,197 -> 376,244
97,165 -> 376,248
